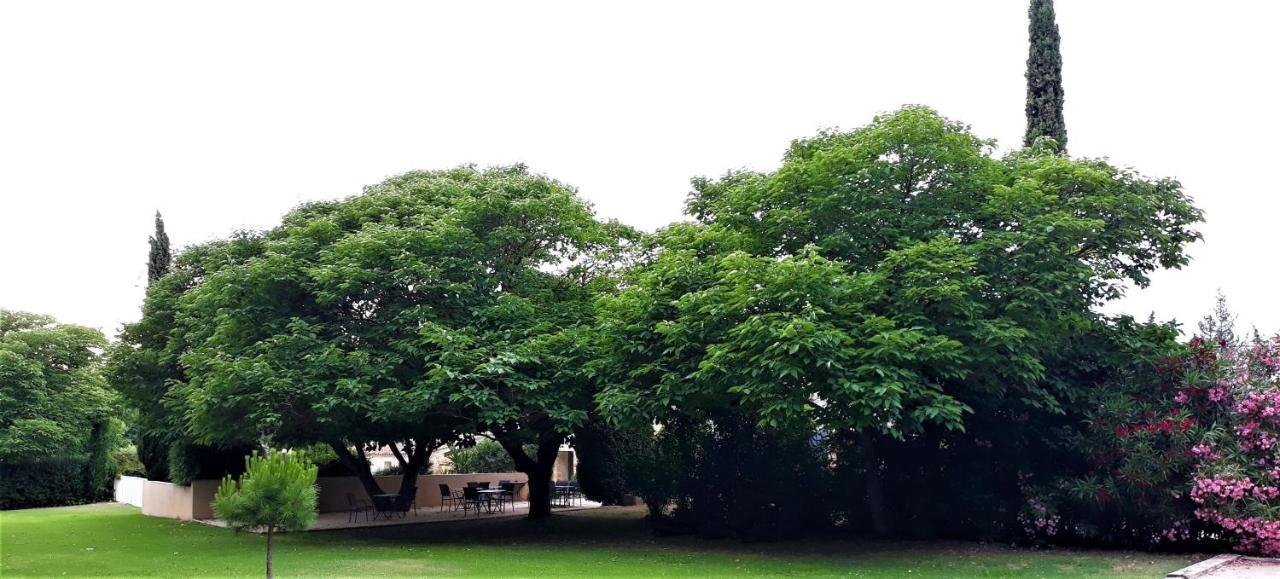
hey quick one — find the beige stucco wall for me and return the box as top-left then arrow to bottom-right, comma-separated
135,472 -> 532,520
141,481 -> 194,520
316,473 -> 529,513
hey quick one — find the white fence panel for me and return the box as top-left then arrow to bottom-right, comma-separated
114,476 -> 145,507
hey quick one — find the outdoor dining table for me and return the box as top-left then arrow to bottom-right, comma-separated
477,488 -> 507,512
371,493 -> 409,519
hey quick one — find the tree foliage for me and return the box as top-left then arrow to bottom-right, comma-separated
143,165 -> 633,517
0,310 -> 115,460
594,106 -> 1201,537
445,440 -> 516,474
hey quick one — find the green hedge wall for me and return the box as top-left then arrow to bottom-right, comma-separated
0,457 -> 93,510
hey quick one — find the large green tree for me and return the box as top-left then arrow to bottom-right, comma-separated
0,310 -> 118,501
0,311 -> 114,459
1025,0 -> 1067,149
167,166 -> 631,517
596,106 -> 1201,535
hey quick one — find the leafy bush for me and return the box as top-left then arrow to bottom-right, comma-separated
572,416 -> 631,505
84,421 -> 118,502
446,440 -> 516,474
112,446 -> 146,477
373,462 -> 431,476
619,426 -> 682,519
0,457 -> 90,510
168,442 -> 252,486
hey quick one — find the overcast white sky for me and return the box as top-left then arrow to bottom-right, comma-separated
1,1 -> 1276,339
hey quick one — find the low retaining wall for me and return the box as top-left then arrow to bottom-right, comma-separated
119,472 -> 529,520
317,473 -> 528,513
139,479 -> 218,520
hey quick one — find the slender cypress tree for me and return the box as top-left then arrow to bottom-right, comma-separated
147,211 -> 171,282
1024,0 -> 1067,150
138,210 -> 173,480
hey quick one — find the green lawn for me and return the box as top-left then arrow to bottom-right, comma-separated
1,503 -> 1198,577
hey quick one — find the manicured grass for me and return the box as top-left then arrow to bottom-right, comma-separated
1,503 -> 1198,577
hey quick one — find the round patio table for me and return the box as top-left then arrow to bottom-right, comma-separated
477,489 -> 506,513
371,493 -> 408,519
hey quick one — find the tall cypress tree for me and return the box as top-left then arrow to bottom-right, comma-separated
137,211 -> 173,480
147,211 -> 171,282
1024,0 -> 1067,150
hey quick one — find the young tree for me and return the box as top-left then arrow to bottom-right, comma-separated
1025,0 -> 1067,150
213,451 -> 318,579
1197,289 -> 1238,347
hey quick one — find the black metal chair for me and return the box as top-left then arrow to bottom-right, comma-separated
553,480 -> 569,507
406,486 -> 419,516
438,484 -> 462,513
498,481 -> 516,511
346,492 -> 373,523
461,486 -> 487,517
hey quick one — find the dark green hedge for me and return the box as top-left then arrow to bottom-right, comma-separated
0,457 -> 93,510
167,443 -> 251,486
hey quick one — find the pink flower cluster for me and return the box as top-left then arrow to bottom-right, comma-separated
1154,520 -> 1191,544
1018,497 -> 1061,538
1193,509 -> 1280,555
1250,338 -> 1280,373
1237,391 -> 1280,422
1191,442 -> 1220,460
1191,476 -> 1256,503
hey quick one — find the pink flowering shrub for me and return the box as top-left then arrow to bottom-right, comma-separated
1051,335 -> 1280,553
1187,337 -> 1280,555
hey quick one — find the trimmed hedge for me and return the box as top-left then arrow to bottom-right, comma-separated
168,443 -> 252,486
0,457 -> 92,510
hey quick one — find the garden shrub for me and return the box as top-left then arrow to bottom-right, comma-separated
84,421 -> 118,502
1048,335 -> 1280,555
572,416 -> 631,505
1184,337 -> 1280,555
446,440 -> 516,474
112,446 -> 146,477
291,444 -> 353,477
168,442 -> 252,486
620,424 -> 684,519
0,457 -> 91,510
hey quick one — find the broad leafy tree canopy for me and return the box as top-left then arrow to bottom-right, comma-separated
161,166 -> 631,459
0,310 -> 115,459
597,106 -> 1202,437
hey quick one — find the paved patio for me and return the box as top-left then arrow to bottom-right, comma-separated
199,499 -> 603,532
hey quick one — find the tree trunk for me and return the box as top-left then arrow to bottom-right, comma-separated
396,441 -> 434,499
496,432 -> 562,520
265,527 -> 274,579
859,432 -> 890,537
328,442 -> 385,500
